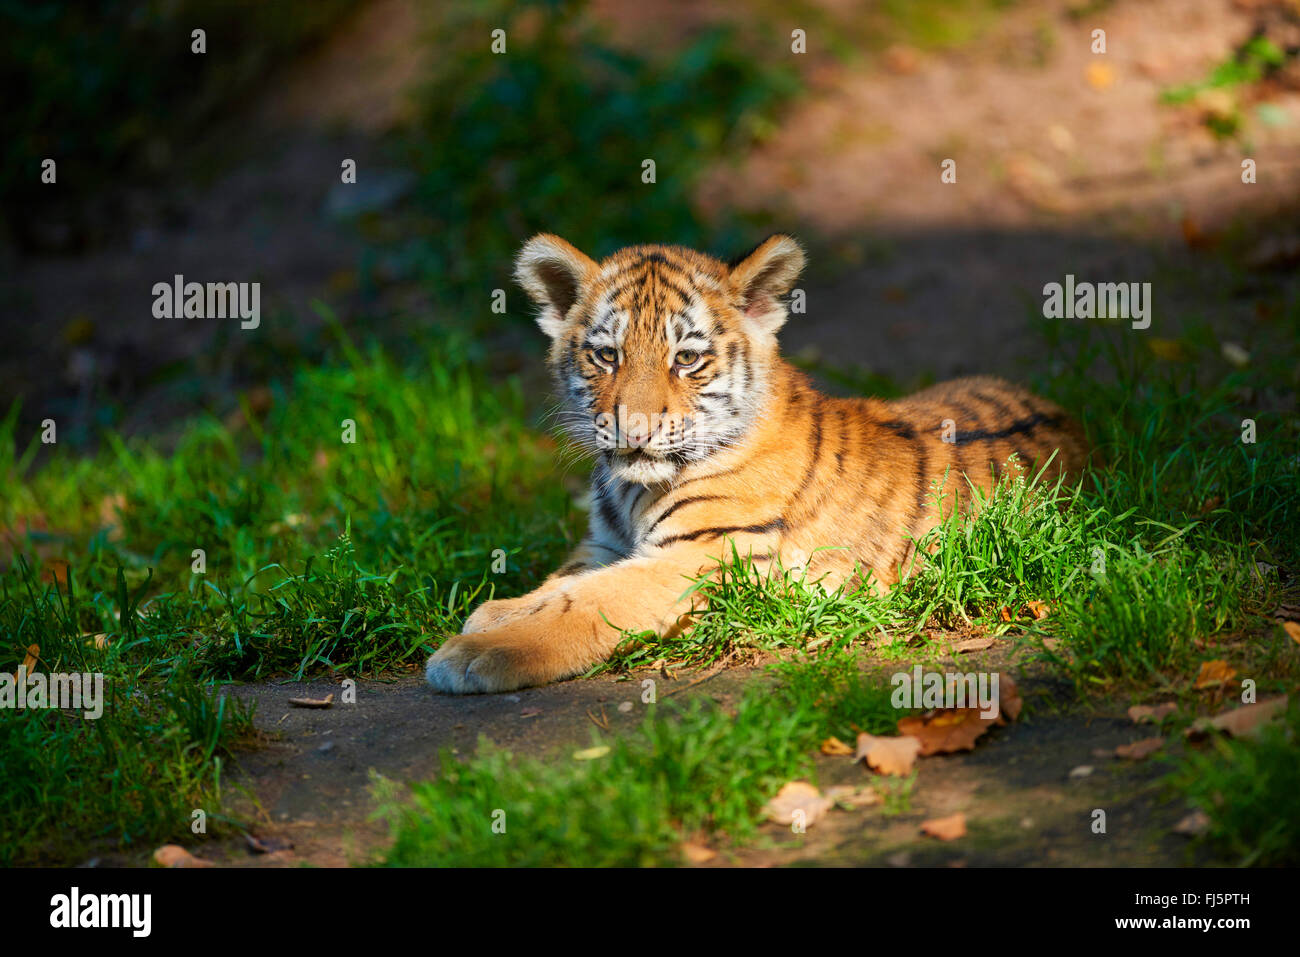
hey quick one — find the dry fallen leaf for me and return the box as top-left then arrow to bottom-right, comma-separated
42,559 -> 70,586
998,606 -> 1013,623
898,708 -> 992,755
1283,621 -> 1300,646
820,735 -> 855,756
997,674 -> 1023,724
1128,703 -> 1177,724
1115,737 -> 1164,760
1086,62 -> 1115,90
953,637 -> 995,654
681,841 -> 716,864
824,784 -> 880,809
573,745 -> 611,761
855,732 -> 922,777
921,813 -> 967,841
1187,696 -> 1289,741
1025,600 -> 1051,620
1194,660 -> 1237,690
245,833 -> 293,854
1172,810 -> 1210,837
153,845 -> 213,868
19,643 -> 39,675
763,781 -> 833,827
287,693 -> 334,709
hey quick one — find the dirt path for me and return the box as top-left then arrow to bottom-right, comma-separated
149,652 -> 1200,869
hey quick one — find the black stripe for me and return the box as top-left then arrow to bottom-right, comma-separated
673,465 -> 744,490
791,404 -> 824,500
596,485 -> 630,543
970,389 -> 1021,423
907,437 -> 931,566
654,273 -> 694,306
646,494 -> 727,534
880,419 -> 917,440
651,518 -> 786,549
953,413 -> 1061,446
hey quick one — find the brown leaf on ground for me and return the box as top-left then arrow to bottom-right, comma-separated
763,781 -> 833,827
1172,810 -> 1211,837
855,732 -> 922,777
953,637 -> 995,653
153,845 -> 214,868
1086,62 -> 1115,90
824,784 -> 880,809
42,559 -> 70,586
287,694 -> 334,709
1025,600 -> 1051,620
1283,621 -> 1300,646
1194,660 -> 1237,689
998,606 -> 1013,622
245,834 -> 293,854
921,813 -> 967,841
1187,696 -> 1289,741
898,708 -> 992,755
883,44 -> 921,75
1128,703 -> 1178,724
1115,737 -> 1164,760
681,841 -> 716,864
997,674 -> 1023,724
820,735 -> 855,756
19,644 -> 39,674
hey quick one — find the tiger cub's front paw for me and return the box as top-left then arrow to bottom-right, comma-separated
461,597 -> 529,634
425,633 -> 539,694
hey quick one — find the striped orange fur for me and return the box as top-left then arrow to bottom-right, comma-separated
426,234 -> 1091,693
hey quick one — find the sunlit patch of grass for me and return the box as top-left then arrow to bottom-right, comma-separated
377,650 -> 899,866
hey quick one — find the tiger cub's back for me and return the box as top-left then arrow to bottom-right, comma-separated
882,374 -> 1091,518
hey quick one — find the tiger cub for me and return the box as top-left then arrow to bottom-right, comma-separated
426,234 -> 1090,693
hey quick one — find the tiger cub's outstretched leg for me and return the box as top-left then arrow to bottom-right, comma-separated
426,542 -> 724,693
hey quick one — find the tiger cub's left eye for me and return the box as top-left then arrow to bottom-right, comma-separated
674,350 -> 700,368
594,347 -> 618,365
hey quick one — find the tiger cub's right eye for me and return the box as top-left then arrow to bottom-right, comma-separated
594,347 -> 618,365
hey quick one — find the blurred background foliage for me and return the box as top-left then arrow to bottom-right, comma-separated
395,0 -> 799,307
1,0 -> 360,248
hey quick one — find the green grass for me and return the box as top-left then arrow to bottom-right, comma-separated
0,322 -> 579,861
5,298 -> 1296,863
0,559 -> 256,864
378,650 -> 904,866
4,232 -> 1298,867
1170,699 -> 1300,867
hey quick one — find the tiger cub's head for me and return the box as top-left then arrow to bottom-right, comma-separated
514,234 -> 805,485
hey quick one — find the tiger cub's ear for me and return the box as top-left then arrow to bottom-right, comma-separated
726,234 -> 805,334
514,234 -> 599,339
